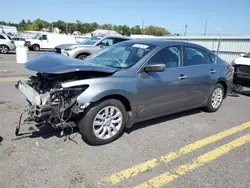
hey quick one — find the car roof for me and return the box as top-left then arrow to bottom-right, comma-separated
102,35 -> 131,39
123,39 -> 210,51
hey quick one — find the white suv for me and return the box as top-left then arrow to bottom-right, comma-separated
232,52 -> 250,83
0,34 -> 16,54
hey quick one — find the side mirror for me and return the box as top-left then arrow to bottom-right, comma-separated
239,53 -> 245,57
144,64 -> 166,72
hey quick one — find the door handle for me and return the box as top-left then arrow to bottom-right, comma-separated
178,75 -> 187,80
209,69 -> 217,74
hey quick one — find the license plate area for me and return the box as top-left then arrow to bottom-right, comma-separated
15,80 -> 41,105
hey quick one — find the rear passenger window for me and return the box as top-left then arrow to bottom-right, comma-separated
0,35 -> 6,39
113,38 -> 129,44
184,46 -> 215,66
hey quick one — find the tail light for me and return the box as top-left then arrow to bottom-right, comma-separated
227,66 -> 234,72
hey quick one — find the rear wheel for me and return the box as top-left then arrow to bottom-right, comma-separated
203,83 -> 224,112
76,54 -> 89,60
32,44 -> 40,51
78,99 -> 126,145
0,45 -> 9,54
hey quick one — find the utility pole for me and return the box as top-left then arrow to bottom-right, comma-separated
204,21 -> 207,36
184,24 -> 188,36
141,20 -> 144,36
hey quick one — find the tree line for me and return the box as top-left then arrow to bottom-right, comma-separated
0,19 -> 170,36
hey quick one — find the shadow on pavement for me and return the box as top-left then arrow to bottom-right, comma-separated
125,108 -> 201,134
12,123 -> 79,144
0,136 -> 3,145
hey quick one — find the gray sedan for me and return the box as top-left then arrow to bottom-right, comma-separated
15,39 -> 234,145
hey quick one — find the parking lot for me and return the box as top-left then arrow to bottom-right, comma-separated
0,52 -> 249,188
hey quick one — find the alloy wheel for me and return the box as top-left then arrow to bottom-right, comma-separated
93,106 -> 123,140
211,88 -> 223,109
0,46 -> 9,54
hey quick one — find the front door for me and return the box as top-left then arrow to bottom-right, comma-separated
183,45 -> 218,106
136,45 -> 190,119
39,35 -> 50,48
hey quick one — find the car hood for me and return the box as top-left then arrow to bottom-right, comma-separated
55,43 -> 94,49
25,52 -> 118,74
234,57 -> 250,66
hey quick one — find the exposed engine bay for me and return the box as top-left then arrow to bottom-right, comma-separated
15,71 -> 113,135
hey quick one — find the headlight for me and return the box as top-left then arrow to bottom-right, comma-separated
64,47 -> 77,51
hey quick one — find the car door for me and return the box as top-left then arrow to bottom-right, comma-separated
183,45 -> 218,106
136,45 -> 190,119
39,34 -> 49,48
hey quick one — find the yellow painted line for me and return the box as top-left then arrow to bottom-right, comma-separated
101,122 -> 250,185
135,134 -> 250,188
0,76 -> 28,82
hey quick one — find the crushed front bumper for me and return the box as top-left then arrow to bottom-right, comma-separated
15,80 -> 41,105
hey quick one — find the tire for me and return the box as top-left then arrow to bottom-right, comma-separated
203,83 -> 224,112
0,45 -> 10,54
79,99 -> 127,145
76,54 -> 89,60
32,44 -> 40,51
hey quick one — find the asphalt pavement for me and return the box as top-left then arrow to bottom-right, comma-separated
0,52 -> 249,188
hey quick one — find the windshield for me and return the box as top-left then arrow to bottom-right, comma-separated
81,36 -> 101,45
32,34 -> 40,39
85,42 -> 156,69
244,52 -> 250,58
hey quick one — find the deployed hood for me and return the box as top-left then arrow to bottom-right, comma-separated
25,52 -> 118,74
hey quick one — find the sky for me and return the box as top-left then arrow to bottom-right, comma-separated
1,0 -> 250,35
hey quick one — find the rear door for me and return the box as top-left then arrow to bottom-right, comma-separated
183,45 -> 218,106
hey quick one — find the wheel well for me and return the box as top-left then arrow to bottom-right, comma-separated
32,44 -> 40,47
217,81 -> 228,98
76,52 -> 90,58
99,94 -> 131,111
0,44 -> 10,50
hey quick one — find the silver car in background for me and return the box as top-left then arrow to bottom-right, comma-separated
0,33 -> 16,54
54,35 -> 131,60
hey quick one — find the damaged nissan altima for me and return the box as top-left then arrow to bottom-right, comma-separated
15,40 -> 233,145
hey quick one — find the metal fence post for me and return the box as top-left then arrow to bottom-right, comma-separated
216,38 -> 221,55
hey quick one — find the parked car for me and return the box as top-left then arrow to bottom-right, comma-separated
54,35 -> 131,60
15,40 -> 234,145
0,33 -> 16,54
232,52 -> 250,83
25,33 -> 78,51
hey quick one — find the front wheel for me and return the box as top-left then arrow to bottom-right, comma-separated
76,54 -> 89,60
32,44 -> 40,51
78,99 -> 126,145
0,45 -> 9,54
203,83 -> 224,112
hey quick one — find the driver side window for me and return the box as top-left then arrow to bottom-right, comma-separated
100,38 -> 114,47
148,46 -> 182,69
